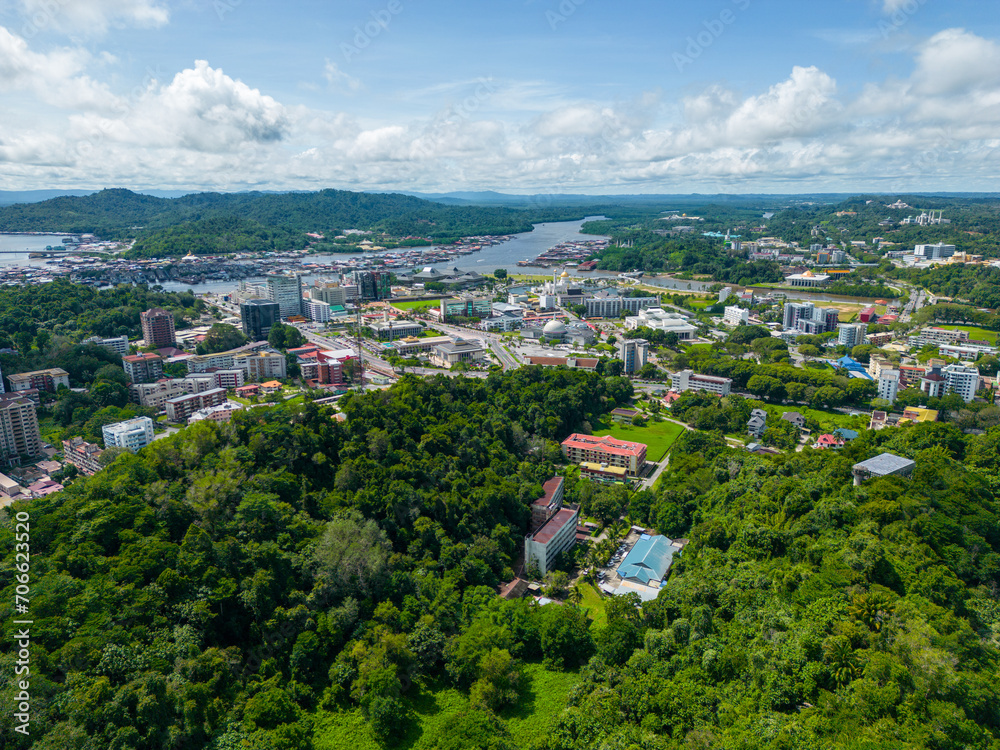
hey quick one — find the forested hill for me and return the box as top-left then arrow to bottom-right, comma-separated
0,188 -> 587,250
1,370 -> 998,749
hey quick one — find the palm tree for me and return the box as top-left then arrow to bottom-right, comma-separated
568,585 -> 583,607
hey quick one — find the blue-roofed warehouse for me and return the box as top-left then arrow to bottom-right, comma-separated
832,356 -> 873,380
615,535 -> 682,599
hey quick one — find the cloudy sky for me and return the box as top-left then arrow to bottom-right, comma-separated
0,0 -> 998,194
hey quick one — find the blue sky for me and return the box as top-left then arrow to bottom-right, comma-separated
1,0 -> 998,193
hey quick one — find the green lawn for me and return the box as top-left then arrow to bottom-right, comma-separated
757,404 -> 867,433
937,325 -> 999,345
593,418 -> 686,461
391,299 -> 440,311
314,662 -> 578,750
577,582 -> 608,628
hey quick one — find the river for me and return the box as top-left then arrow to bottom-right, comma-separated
0,234 -> 71,266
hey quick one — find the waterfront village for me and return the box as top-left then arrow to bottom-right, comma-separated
1,219 -> 998,605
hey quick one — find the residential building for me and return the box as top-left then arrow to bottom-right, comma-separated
815,434 -> 845,450
430,338 -> 488,367
234,351 -> 288,381
783,302 -> 839,334
188,402 -> 244,424
619,338 -> 649,375
671,370 -> 732,396
265,274 -> 303,318
102,417 -> 155,452
305,299 -> 332,323
901,406 -> 939,423
723,306 -> 749,326
615,535 -> 683,601
838,323 -> 867,349
0,396 -> 42,464
781,411 -> 806,428
241,299 -> 281,340
82,335 -> 130,356
718,286 -> 733,303
852,453 -> 916,485
8,368 -> 70,394
441,296 -> 492,320
624,308 -> 698,339
140,308 -> 176,348
877,369 -> 900,404
530,476 -> 566,532
122,353 -> 163,384
747,408 -> 767,438
165,388 -> 227,422
919,365 -> 947,399
130,379 -> 192,410
524,504 -> 580,576
185,342 -> 272,373
480,315 -> 521,332
866,331 -> 895,347
561,433 -> 647,476
944,364 -> 979,403
61,437 -> 104,475
309,284 -> 350,306
939,343 -> 998,360
214,369 -> 246,390
908,327 -> 969,348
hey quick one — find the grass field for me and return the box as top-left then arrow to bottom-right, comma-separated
577,582 -> 608,628
757,403 -> 867,433
593,418 -> 686,461
938,325 -> 999,345
313,662 -> 578,750
391,299 -> 440,311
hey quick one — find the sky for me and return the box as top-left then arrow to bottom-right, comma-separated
0,0 -> 998,195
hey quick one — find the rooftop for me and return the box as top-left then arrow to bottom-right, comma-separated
533,476 -> 564,507
562,433 -> 646,458
853,453 -> 916,476
617,535 -> 679,586
531,506 -> 578,545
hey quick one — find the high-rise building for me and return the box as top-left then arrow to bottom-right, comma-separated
141,308 -> 176,348
783,302 -> 814,330
266,274 -> 303,318
618,338 -> 649,375
241,299 -> 281,341
877,369 -> 900,404
309,284 -> 349,306
783,302 -> 838,333
102,417 -> 155,452
944,364 -> 979,403
351,270 -> 392,301
0,396 -> 42,464
837,323 -> 867,349
122,353 -> 163,384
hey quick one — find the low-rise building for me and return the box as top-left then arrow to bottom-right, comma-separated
122,353 -> 163,384
852,453 -> 915,485
62,437 -> 104,475
371,320 -> 424,341
82,335 -> 130,356
671,370 -> 732,396
430,338 -> 487,367
102,417 -> 154,452
747,408 -> 767,438
723,306 -> 749,327
526,356 -> 599,371
561,433 -> 647,476
908,327 -> 967,348
615,534 -> 683,601
524,504 -> 580,576
8,368 -> 70,393
624,308 -> 698,339
189,401 -> 244,424
165,388 -> 227,422
233,351 -> 287,381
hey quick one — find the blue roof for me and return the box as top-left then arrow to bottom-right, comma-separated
834,428 -> 859,440
616,536 -> 678,585
833,356 -> 873,380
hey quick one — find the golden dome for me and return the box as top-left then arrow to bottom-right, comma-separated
802,269 -> 814,278
560,270 -> 569,278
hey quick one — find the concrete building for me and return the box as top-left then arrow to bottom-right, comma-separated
909,327 -> 969,348
914,243 -> 956,260
944,364 -> 980,403
618,338 -> 649,375
265,274 -> 303,318
441,296 -> 492,320
920,367 -> 947,399
624,308 -> 698,339
480,315 -> 521,332
351,270 -> 392,301
185,342 -> 271,373
838,323 -> 867,349
241,299 -> 281,341
8,368 -> 70,394
0,396 -> 42,465
62,437 -> 105,476
304,299 -> 332,323
877,369 -> 900,404
530,476 -> 566,532
140,308 -> 176,348
82,335 -> 130,356
165,388 -> 227,422
671,370 -> 732,396
526,356 -> 599,371
785,270 -> 830,287
723,306 -> 749,326
430,339 -> 487,367
584,292 -> 658,318
561,433 -> 647,476
747,408 -> 767,438
524,503 -> 580,577
783,302 -> 839,334
852,453 -> 915,485
615,535 -> 683,601
309,284 -> 351,306
122,353 -> 163,384
371,319 -> 424,341
718,286 -> 733,303
102,417 -> 154,453
234,351 -> 288,381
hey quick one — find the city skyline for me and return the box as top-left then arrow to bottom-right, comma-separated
0,0 -> 998,194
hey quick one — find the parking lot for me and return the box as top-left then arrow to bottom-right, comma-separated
595,528 -> 643,593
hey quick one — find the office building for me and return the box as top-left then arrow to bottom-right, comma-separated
140,308 -> 176,348
305,299 -> 332,323
944,364 -> 979,403
165,388 -> 227,422
624,308 -> 697,339
8,368 -> 70,394
62,437 -> 105,476
102,417 -> 155,453
441,296 -> 493,320
82,335 -> 130,356
351,270 -> 392,301
914,243 -> 955,260
371,320 -> 424,341
723,306 -> 749,326
618,338 -> 649,375
265,274 -> 303,318
561,433 -> 647,476
241,299 -> 281,341
430,339 -> 488,367
309,284 -> 350,306
122,353 -> 163,384
671,370 -> 733,397
583,292 -> 658,318
838,323 -> 867,349
0,396 -> 42,464
524,503 -> 579,577
877,369 -> 900,404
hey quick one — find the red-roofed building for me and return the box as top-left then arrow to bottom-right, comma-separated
561,433 -> 647,476
859,307 -> 880,323
814,434 -> 845,450
525,505 -> 580,576
531,476 -> 565,531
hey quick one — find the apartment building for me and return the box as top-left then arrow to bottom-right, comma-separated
524,504 -> 580,577
723,306 -> 749,326
877,369 -> 900,404
0,396 -> 42,464
82,335 -> 130,356
909,327 -> 968,348
8,368 -> 70,393
102,417 -> 155,452
671,369 -> 732,396
165,388 -> 227,422
561,433 -> 647,476
837,323 -> 867,349
61,437 -> 104,476
944,364 -> 980,403
618,338 -> 649,375
140,308 -> 176,348
233,351 -> 287,381
122,353 -> 163,384
266,274 -> 303,318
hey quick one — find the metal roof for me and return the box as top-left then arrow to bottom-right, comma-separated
853,453 -> 915,476
616,535 -> 679,586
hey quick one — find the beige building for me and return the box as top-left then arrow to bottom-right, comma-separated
0,396 -> 42,465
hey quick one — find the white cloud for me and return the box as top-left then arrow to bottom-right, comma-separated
882,0 -> 911,13
18,0 -> 168,36
323,60 -> 362,93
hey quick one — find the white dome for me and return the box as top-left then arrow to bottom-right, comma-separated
543,320 -> 567,334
